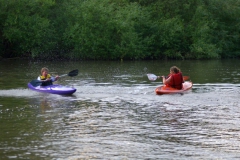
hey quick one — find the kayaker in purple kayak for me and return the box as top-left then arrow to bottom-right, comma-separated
28,69 -> 78,95
37,67 -> 59,86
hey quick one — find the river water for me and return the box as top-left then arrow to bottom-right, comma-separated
0,59 -> 240,159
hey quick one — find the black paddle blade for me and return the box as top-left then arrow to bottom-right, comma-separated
68,69 -> 78,77
30,80 -> 42,87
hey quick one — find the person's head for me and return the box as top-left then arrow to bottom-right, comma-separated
170,66 -> 181,74
41,67 -> 49,76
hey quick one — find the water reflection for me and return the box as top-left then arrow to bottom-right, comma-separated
1,59 -> 240,159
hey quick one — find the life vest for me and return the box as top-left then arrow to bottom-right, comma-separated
39,74 -> 53,86
40,74 -> 51,80
167,72 -> 184,89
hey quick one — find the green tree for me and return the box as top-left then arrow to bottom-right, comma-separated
189,4 -> 219,59
206,0 -> 240,58
0,0 -> 56,58
0,0 -> 240,60
64,0 -> 152,60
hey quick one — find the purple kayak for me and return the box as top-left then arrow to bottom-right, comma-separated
28,83 -> 76,95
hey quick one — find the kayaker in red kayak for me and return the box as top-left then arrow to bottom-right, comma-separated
157,66 -> 184,90
37,67 -> 59,86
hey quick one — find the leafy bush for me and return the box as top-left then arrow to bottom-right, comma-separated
0,0 -> 239,60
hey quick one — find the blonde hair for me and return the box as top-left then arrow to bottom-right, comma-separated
170,66 -> 181,73
41,67 -> 49,74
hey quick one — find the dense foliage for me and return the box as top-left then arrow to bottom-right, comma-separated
0,0 -> 239,60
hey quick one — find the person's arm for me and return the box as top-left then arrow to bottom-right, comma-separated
51,75 -> 59,82
162,76 -> 171,85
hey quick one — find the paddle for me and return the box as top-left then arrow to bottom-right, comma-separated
147,73 -> 189,81
30,69 -> 79,87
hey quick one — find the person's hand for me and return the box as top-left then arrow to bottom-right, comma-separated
55,75 -> 59,80
157,76 -> 165,79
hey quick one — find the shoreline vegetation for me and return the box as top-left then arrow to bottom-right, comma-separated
0,0 -> 240,60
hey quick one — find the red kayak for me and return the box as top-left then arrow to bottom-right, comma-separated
155,81 -> 193,95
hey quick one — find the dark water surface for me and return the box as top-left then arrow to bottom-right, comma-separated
1,59 -> 240,159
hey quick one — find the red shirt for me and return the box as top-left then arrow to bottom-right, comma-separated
167,72 -> 184,89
